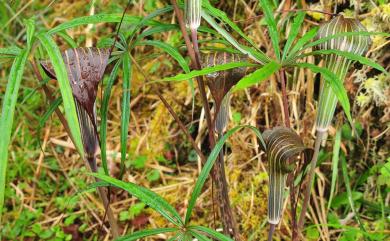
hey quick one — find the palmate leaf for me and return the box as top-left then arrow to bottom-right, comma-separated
259,0 -> 280,61
161,61 -> 257,82
294,63 -> 354,128
263,127 -> 313,225
116,227 -> 178,241
233,61 -> 280,91
91,173 -> 184,227
185,125 -> 265,224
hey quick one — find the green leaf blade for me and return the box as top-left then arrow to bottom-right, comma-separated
233,61 -> 280,91
162,62 -> 257,82
37,33 -> 84,155
295,63 -> 353,128
0,49 -> 29,225
282,11 -> 306,60
184,125 -> 265,224
259,0 -> 280,61
120,53 -> 132,178
116,228 -> 178,241
91,173 -> 184,227
101,59 -> 122,175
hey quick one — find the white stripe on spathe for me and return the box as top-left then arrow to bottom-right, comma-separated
315,15 -> 371,133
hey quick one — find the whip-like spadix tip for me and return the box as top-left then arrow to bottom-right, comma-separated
263,127 -> 313,225
316,15 -> 371,55
40,47 -> 110,159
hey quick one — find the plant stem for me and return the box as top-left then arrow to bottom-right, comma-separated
298,130 -> 325,230
190,26 -> 240,240
171,0 -> 232,235
156,91 -> 207,164
279,69 -> 290,128
279,68 -> 299,240
268,223 -> 276,241
217,134 -> 240,240
89,158 -> 120,238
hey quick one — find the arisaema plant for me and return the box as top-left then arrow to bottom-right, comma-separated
1,0 -> 389,240
163,0 -> 389,239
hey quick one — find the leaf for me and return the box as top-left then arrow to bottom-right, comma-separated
120,52 -> 132,178
262,127 -> 313,224
56,31 -> 78,48
0,46 -> 21,58
184,125 -> 265,224
303,31 -> 390,53
136,40 -> 190,73
0,48 -> 29,225
233,61 -> 280,91
202,0 -> 258,49
259,0 -> 280,60
340,154 -> 367,234
189,230 -> 212,241
136,24 -> 178,42
189,226 -> 234,241
24,18 -> 35,48
285,27 -> 318,61
294,63 -> 353,128
127,6 -> 174,46
101,59 -> 122,175
162,61 -> 257,82
48,14 -> 142,34
300,49 -> 388,75
116,228 -> 178,241
328,128 -> 341,210
201,11 -> 269,64
90,173 -> 184,227
282,11 -> 306,60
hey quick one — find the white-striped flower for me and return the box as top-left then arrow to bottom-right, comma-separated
185,0 -> 202,30
315,15 -> 371,132
263,127 -> 312,225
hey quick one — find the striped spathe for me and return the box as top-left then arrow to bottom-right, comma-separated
315,15 -> 371,132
